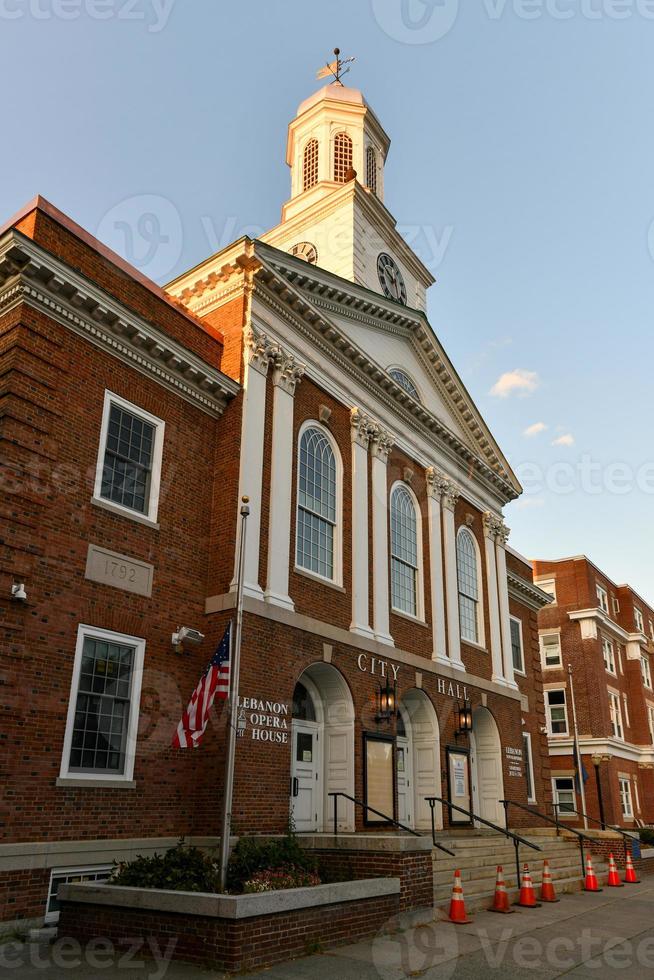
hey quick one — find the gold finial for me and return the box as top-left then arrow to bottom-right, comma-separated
316,47 -> 356,84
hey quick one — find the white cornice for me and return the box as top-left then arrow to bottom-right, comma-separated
568,608 -> 647,649
0,232 -> 238,416
548,735 -> 654,765
508,571 -> 553,612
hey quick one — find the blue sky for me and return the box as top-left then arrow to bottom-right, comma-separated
2,1 -> 653,599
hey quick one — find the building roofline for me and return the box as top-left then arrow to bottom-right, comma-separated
533,554 -> 654,617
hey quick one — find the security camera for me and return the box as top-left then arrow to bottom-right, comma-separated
11,583 -> 27,602
171,627 -> 205,651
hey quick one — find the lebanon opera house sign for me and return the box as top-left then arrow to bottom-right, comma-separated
237,697 -> 290,743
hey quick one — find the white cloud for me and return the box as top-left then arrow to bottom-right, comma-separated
523,422 -> 548,438
552,433 -> 575,447
490,369 -> 540,399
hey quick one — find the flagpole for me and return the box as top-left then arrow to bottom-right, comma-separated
219,496 -> 250,891
567,664 -> 588,830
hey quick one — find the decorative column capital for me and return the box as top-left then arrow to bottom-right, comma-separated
271,351 -> 306,396
426,466 -> 451,501
245,327 -> 279,376
350,408 -> 377,449
370,427 -> 394,463
496,519 -> 511,547
483,511 -> 502,540
439,477 -> 461,513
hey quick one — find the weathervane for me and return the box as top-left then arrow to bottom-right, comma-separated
316,47 -> 355,84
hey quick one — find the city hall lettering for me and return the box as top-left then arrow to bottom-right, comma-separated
238,697 -> 290,743
357,654 -> 469,700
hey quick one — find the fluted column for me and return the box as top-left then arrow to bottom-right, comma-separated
496,520 -> 518,689
350,409 -> 376,639
371,427 -> 394,646
483,512 -> 505,685
426,467 -> 449,667
264,350 -> 305,611
441,480 -> 465,670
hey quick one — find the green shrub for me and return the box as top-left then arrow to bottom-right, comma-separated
110,840 -> 220,893
226,832 -> 319,893
243,868 -> 321,893
639,827 -> 654,845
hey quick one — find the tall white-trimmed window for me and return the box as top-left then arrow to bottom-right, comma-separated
546,689 -> 568,735
333,132 -> 353,183
296,423 -> 341,583
46,866 -> 112,924
366,145 -> 377,194
609,690 -> 623,740
456,527 -> 482,644
641,656 -> 652,690
510,616 -> 525,674
623,694 -> 630,729
596,584 -> 609,613
552,776 -> 576,816
60,625 -> 145,782
93,391 -> 165,524
303,138 -> 319,191
648,704 -> 654,744
635,607 -> 645,633
619,777 -> 633,819
612,596 -> 621,617
634,775 -> 641,814
540,632 -> 562,669
536,578 -> 557,602
523,732 -> 536,803
602,635 -> 616,675
390,483 -> 422,618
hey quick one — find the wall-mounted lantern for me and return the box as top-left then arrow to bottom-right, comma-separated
455,700 -> 473,737
376,679 -> 397,722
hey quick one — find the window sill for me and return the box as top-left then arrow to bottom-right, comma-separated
90,496 -> 160,530
391,608 -> 429,628
542,664 -> 563,670
56,777 -> 136,789
461,639 -> 489,654
293,566 -> 345,593
514,668 -> 527,677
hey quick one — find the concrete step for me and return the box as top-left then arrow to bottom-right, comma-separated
433,856 -> 591,887
434,870 -> 610,913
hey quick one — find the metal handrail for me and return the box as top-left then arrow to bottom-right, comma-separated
328,792 -> 455,855
425,794 -> 540,885
500,798 -> 595,879
552,803 -> 639,845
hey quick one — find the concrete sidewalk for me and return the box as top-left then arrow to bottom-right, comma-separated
3,883 -> 653,978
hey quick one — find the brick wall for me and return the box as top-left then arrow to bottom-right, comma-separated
313,847 -> 433,911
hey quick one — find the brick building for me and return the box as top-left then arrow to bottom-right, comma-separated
1,76 -> 552,932
533,555 -> 654,830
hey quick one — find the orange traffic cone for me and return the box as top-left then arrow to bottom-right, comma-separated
540,859 -> 560,902
446,869 -> 473,924
624,849 -> 640,884
606,853 -> 624,888
583,854 -> 602,892
490,865 -> 515,914
518,864 -> 541,908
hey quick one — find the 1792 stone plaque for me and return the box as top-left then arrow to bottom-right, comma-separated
85,545 -> 154,597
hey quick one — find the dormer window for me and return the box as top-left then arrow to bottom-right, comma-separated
389,368 -> 420,402
366,145 -> 377,194
303,138 -> 319,191
333,132 -> 353,183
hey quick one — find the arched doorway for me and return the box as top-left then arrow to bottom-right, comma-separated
290,663 -> 355,833
396,689 -> 441,831
470,707 -> 504,827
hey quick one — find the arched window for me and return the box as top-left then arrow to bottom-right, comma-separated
366,145 -> 377,194
333,132 -> 353,183
303,138 -> 319,191
390,484 -> 420,616
292,681 -> 316,721
296,425 -> 339,581
457,528 -> 480,643
389,368 -> 421,402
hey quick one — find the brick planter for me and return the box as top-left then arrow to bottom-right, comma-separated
58,878 -> 400,972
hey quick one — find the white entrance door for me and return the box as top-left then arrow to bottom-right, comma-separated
470,722 -> 503,827
396,735 -> 414,827
290,721 -> 320,832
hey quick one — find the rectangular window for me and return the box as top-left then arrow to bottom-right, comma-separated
634,776 -> 641,814
596,584 -> 609,613
93,391 -> 165,523
552,776 -> 576,815
510,616 -> 525,674
609,691 -> 623,740
641,656 -> 652,690
612,597 -> 620,616
623,694 -> 630,729
541,633 -> 562,669
60,625 -> 145,782
523,732 -> 536,803
546,689 -> 569,735
650,620 -> 654,641
602,635 -> 616,675
364,734 -> 395,825
619,777 -> 633,819
46,866 -> 112,924
648,705 -> 654,744
635,608 -> 645,633
536,578 -> 556,602
618,645 -> 624,674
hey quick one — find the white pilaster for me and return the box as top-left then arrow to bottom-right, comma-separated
350,409 -> 375,639
496,521 -> 518,689
371,427 -> 394,646
264,351 -> 305,611
441,481 -> 465,670
426,467 -> 449,668
483,512 -> 505,685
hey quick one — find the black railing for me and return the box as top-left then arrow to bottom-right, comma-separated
552,803 -> 639,847
328,792 -> 455,855
500,799 -> 595,880
426,795 -> 541,886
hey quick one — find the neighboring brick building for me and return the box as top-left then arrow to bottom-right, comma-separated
533,555 -> 654,830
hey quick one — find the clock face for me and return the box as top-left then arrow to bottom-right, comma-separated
377,252 -> 407,305
291,241 -> 318,265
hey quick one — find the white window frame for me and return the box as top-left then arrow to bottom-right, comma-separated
59,624 -> 146,783
618,645 -> 624,674
648,704 -> 654,744
45,865 -> 113,924
650,620 -> 654,642
612,596 -> 620,617
608,690 -> 624,740
619,777 -> 633,819
596,584 -> 609,613
389,481 -> 425,621
294,420 -> 343,586
552,776 -> 576,818
623,693 -> 630,729
641,656 -> 652,690
510,616 -> 525,675
634,775 -> 641,814
535,577 -> 557,602
540,631 -> 562,669
635,607 -> 645,633
456,526 -> 485,647
601,634 -> 616,675
93,390 -> 165,525
546,688 -> 569,736
523,732 -> 536,803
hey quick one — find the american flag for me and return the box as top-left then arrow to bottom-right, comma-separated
172,622 -> 232,749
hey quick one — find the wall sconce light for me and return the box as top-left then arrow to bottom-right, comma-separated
171,626 -> 205,654
376,679 -> 397,722
455,700 -> 473,737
